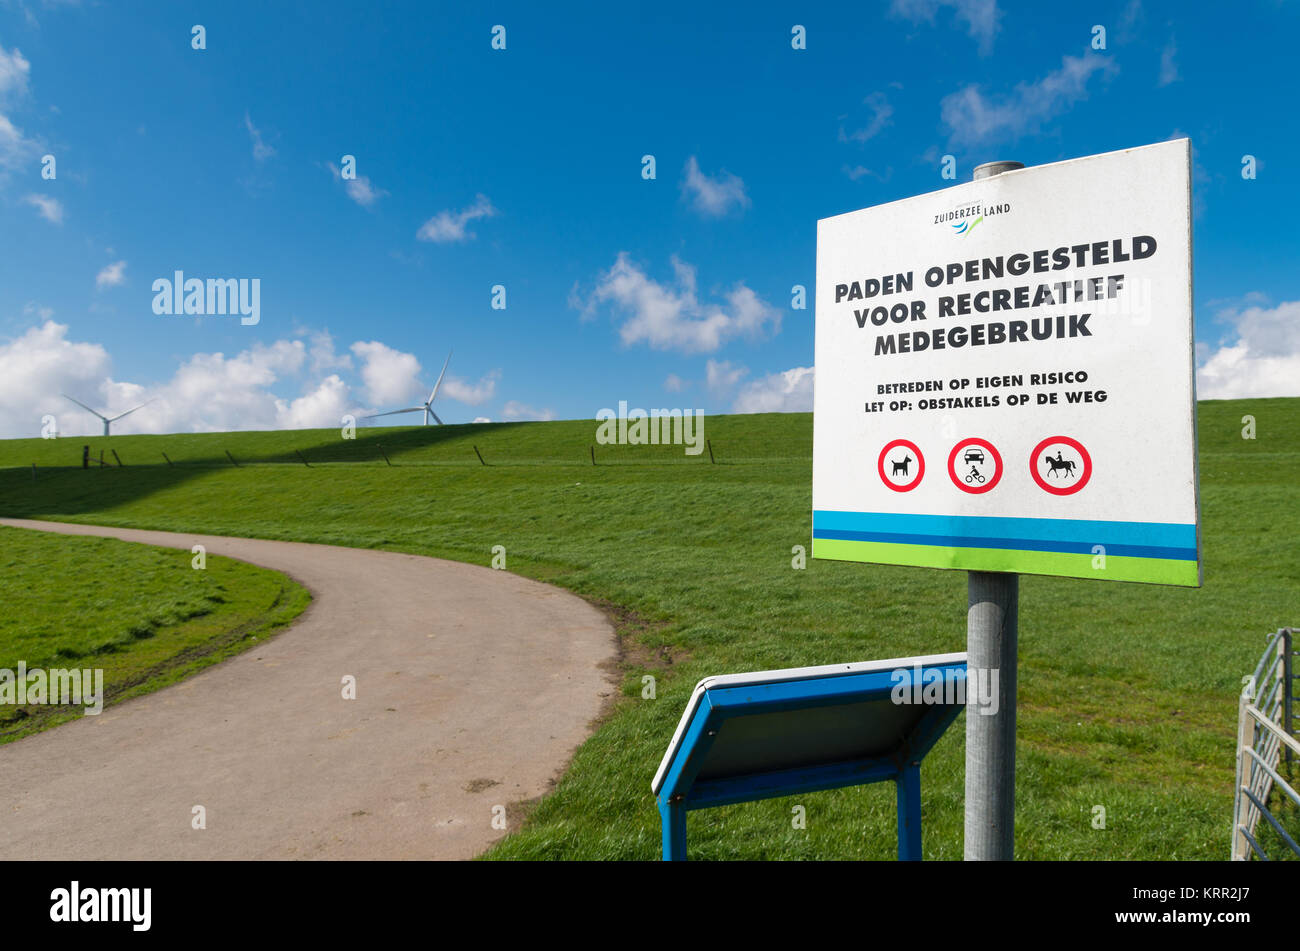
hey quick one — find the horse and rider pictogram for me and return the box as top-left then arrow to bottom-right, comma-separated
1030,436 -> 1092,495
1043,451 -> 1076,479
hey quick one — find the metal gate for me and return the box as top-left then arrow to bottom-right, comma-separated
1233,627 -> 1299,859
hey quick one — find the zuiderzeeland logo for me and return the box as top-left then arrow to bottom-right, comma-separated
933,200 -> 1010,236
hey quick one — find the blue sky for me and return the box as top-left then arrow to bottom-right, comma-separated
0,0 -> 1296,436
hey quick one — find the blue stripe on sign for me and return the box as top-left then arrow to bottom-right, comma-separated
812,510 -> 1197,551
811,529 -> 1196,562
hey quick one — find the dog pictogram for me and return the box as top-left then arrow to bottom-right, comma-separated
877,439 -> 924,492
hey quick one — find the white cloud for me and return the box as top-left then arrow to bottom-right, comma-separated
146,350 -> 281,429
843,164 -> 891,183
0,320 -> 111,433
348,343 -> 495,409
890,0 -> 1002,55
350,340 -> 423,406
22,192 -> 62,223
1158,41 -> 1180,86
1197,300 -> 1300,400
97,340 -> 336,434
580,253 -> 780,354
307,330 -> 352,375
840,92 -> 893,144
0,45 -> 31,99
440,370 -> 499,406
502,400 -> 555,422
327,162 -> 388,207
472,416 -> 492,424
244,112 -> 276,162
0,46 -> 41,181
733,366 -> 814,414
0,323 -> 345,437
681,156 -> 750,218
663,373 -> 689,393
95,260 -> 126,289
0,318 -> 531,436
1118,0 -> 1143,39
706,358 -> 748,394
940,53 -> 1117,147
416,194 -> 496,243
0,112 -> 37,173
274,374 -> 351,429
170,340 -> 304,393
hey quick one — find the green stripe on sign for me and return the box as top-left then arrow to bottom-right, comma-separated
812,538 -> 1200,587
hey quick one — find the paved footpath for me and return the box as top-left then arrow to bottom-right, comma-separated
0,518 -> 615,860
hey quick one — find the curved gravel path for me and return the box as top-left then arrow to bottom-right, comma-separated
0,518 -> 615,860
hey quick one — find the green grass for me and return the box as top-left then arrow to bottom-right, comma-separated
0,526 -> 310,743
0,398 -> 1296,858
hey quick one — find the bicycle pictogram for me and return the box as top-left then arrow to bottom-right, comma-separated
948,438 -> 1002,494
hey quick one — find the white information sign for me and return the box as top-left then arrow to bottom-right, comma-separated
812,140 -> 1200,586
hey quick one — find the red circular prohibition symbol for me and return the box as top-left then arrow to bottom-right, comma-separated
1030,435 -> 1092,495
947,437 -> 1003,494
878,439 -> 925,492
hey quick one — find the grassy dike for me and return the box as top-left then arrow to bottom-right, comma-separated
0,398 -> 1296,858
0,526 -> 310,743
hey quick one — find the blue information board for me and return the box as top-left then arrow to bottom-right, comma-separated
652,653 -> 968,860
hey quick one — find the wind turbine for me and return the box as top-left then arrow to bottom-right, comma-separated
363,351 -> 452,426
62,394 -> 155,437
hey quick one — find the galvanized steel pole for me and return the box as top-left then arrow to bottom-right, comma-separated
964,159 -> 1024,861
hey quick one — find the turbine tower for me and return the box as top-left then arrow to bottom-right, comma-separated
363,351 -> 452,426
62,394 -> 155,437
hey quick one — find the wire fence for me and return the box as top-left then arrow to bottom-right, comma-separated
1232,627 -> 1299,859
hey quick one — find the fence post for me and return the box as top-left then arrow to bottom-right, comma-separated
1227,670 -> 1258,862
1233,677 -> 1255,860
1286,628 -> 1294,772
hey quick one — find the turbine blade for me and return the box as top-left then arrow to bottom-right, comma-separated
430,411 -> 443,425
107,398 -> 156,423
429,350 -> 452,403
363,407 -> 423,419
62,394 -> 107,420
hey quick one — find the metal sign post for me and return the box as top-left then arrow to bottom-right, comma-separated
965,568 -> 1018,859
964,160 -> 1021,862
